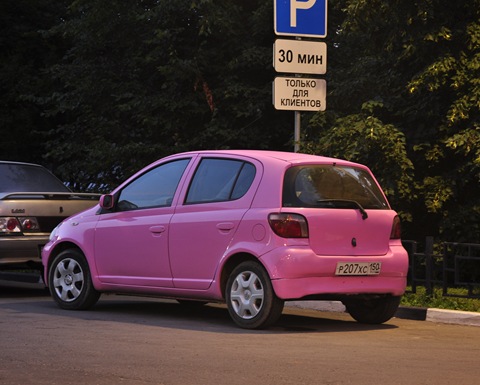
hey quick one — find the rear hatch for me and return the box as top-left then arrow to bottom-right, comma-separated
298,208 -> 395,256
1,162 -> 99,234
1,193 -> 100,233
282,164 -> 394,256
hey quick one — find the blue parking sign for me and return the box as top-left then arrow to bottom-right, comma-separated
275,0 -> 327,38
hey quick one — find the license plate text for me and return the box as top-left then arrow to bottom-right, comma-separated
335,262 -> 381,276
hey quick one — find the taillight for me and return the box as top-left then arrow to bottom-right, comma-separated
20,218 -> 40,231
0,217 -> 40,233
268,213 -> 309,238
1,217 -> 21,233
390,216 -> 402,239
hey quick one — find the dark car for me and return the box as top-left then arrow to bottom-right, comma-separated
0,161 -> 99,270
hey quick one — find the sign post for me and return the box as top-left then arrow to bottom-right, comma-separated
273,0 -> 328,152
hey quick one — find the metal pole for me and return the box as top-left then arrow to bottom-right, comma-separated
294,35 -> 302,153
425,236 -> 434,297
294,111 -> 300,152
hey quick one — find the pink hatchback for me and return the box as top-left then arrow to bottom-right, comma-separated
42,150 -> 408,329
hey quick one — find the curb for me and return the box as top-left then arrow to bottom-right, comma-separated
425,308 -> 480,327
286,301 -> 480,327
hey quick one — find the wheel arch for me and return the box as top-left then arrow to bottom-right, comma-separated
45,242 -> 87,284
47,245 -> 101,310
219,252 -> 268,300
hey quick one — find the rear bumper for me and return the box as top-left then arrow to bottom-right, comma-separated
0,235 -> 48,267
272,275 -> 407,300
261,243 -> 408,299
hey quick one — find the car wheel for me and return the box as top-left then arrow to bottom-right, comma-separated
48,249 -> 100,310
344,295 -> 401,324
226,261 -> 284,329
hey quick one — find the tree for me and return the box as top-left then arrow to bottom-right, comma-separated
3,0 -> 478,242
303,101 -> 415,222
406,1 -> 480,242
35,0 -> 292,190
0,0 -> 68,163
304,0 -> 480,242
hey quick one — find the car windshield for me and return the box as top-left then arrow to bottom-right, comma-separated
282,165 -> 389,210
0,163 -> 70,193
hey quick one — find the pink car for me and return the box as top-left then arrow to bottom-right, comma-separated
42,150 -> 408,329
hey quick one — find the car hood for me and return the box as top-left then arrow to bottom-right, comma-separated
64,204 -> 100,221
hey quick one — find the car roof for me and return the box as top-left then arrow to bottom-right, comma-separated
172,150 -> 362,168
0,160 -> 42,167
165,150 -> 369,209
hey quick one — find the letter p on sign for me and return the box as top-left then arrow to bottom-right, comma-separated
290,0 -> 316,27
274,0 -> 327,38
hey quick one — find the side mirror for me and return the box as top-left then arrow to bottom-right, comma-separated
99,194 -> 114,210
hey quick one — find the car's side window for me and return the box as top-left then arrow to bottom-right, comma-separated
185,158 -> 256,204
231,162 -> 255,199
116,158 -> 190,211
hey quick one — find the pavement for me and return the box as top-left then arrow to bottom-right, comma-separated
287,300 -> 480,327
2,272 -> 479,327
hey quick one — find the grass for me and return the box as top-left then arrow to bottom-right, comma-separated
401,286 -> 480,312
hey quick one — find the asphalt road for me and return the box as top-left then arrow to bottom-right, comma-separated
1,275 -> 480,385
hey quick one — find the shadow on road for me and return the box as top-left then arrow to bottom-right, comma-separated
0,272 -> 49,298
0,274 -> 398,334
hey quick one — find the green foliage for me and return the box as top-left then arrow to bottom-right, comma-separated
302,102 -> 414,221
304,0 -> 480,242
0,0 -> 68,163
1,0 -> 479,243
402,287 -> 480,313
20,0 -> 291,189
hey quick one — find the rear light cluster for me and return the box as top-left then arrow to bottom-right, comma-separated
0,217 -> 40,234
268,214 -> 402,239
268,213 -> 309,238
390,216 -> 402,239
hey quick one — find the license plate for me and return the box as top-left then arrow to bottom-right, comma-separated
335,262 -> 381,276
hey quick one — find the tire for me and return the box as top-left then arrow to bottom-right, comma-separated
48,249 -> 100,310
226,261 -> 284,329
344,295 -> 401,324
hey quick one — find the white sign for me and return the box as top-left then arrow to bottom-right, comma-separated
273,77 -> 326,111
275,0 -> 327,38
274,39 -> 327,74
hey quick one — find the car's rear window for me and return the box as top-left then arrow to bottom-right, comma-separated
0,163 -> 70,193
282,165 -> 389,209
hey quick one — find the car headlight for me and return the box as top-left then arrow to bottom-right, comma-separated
49,223 -> 62,241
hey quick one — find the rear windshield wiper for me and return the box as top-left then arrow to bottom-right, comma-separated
316,199 -> 368,220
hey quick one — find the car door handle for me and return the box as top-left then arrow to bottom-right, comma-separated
149,225 -> 166,234
216,222 -> 235,232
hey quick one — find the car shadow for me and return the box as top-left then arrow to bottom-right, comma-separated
0,272 -> 49,298
0,286 -> 398,334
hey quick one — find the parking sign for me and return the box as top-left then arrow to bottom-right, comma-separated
274,0 -> 327,38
